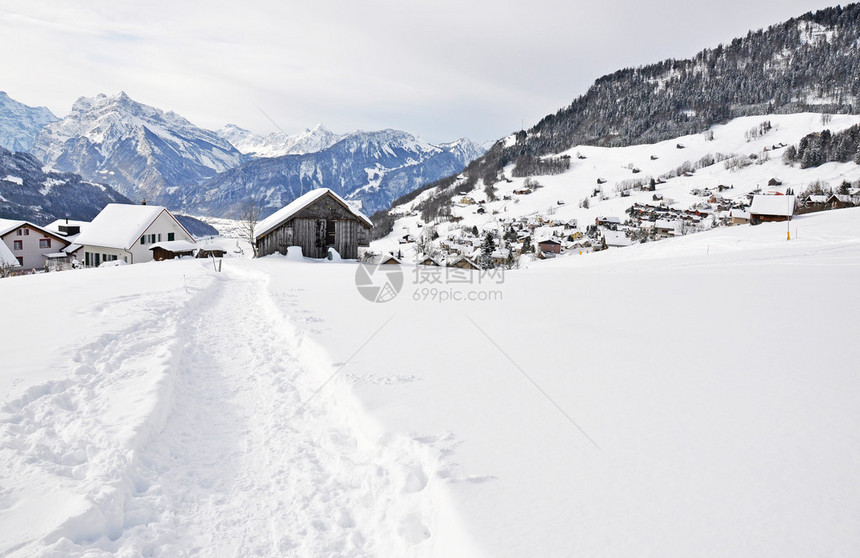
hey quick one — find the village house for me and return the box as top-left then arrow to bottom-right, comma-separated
538,238 -> 562,255
0,219 -> 73,271
448,256 -> 480,270
749,194 -> 796,225
149,240 -> 198,261
417,255 -> 443,266
603,229 -> 633,248
74,203 -> 196,267
595,216 -> 622,228
728,208 -> 751,225
255,188 -> 372,259
654,220 -> 679,239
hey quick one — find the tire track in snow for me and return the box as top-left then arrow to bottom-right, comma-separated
21,268 -> 439,557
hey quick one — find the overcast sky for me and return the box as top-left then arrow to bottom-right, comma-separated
0,0 -> 842,144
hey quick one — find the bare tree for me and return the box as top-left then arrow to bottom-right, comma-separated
0,258 -> 18,278
240,195 -> 262,258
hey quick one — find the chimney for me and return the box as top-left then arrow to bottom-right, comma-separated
65,216 -> 69,224
141,198 -> 147,205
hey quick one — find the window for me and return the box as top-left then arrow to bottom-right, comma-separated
167,232 -> 175,241
141,236 -> 146,245
23,229 -> 29,236
94,253 -> 100,266
157,233 -> 162,242
326,219 -> 336,246
13,240 -> 22,250
39,239 -> 51,249
85,252 -> 91,266
16,229 -> 22,236
16,256 -> 23,266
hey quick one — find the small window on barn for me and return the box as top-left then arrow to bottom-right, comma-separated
141,236 -> 146,245
326,220 -> 336,246
157,233 -> 162,242
168,232 -> 174,241
16,229 -> 22,236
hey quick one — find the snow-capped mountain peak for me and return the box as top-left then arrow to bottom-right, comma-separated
217,122 -> 344,158
0,91 -> 59,152
31,92 -> 244,204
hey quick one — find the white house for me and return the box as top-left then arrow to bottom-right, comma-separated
74,204 -> 195,267
0,219 -> 72,271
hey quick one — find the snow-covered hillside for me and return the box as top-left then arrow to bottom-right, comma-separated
0,146 -> 130,223
31,92 -> 245,204
217,123 -> 344,158
1,206 -> 859,556
0,91 -> 58,152
374,113 -> 860,259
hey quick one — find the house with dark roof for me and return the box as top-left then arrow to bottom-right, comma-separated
254,188 -> 372,259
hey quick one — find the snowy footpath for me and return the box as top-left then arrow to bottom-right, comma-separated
1,264 -> 449,557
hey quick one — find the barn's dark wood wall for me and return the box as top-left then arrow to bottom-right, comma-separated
256,193 -> 372,259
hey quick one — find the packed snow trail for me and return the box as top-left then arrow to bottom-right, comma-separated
3,266 -> 439,557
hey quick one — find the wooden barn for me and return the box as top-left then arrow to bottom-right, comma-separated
749,194 -> 795,225
254,188 -> 372,259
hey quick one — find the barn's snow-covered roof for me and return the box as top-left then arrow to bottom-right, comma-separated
75,204 -> 187,250
254,188 -> 372,240
749,195 -> 796,217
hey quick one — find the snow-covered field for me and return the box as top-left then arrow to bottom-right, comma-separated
2,207 -> 860,556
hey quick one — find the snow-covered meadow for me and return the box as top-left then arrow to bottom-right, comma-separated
2,205 -> 859,556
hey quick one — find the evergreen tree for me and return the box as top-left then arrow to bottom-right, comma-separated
480,232 -> 495,269
522,235 -> 532,255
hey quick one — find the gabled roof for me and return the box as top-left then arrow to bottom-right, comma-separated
75,204 -> 191,250
0,218 -> 72,243
749,194 -> 796,217
0,218 -> 24,237
254,188 -> 372,239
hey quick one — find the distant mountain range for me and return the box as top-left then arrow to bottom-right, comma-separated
217,123 -> 343,158
0,92 -> 58,153
174,130 -> 484,217
31,92 -> 245,205
0,91 -> 485,219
